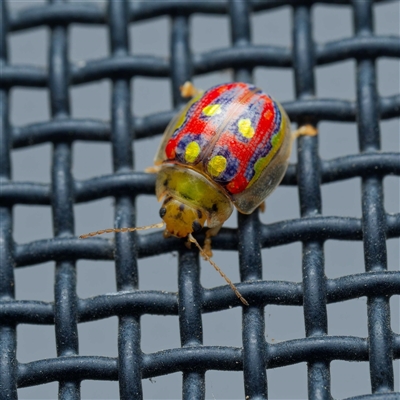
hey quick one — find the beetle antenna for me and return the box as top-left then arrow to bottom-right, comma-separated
79,222 -> 165,239
188,234 -> 249,306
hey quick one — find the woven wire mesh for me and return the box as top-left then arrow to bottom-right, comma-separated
0,0 -> 399,399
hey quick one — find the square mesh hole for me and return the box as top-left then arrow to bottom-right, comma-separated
12,143 -> 51,183
136,194 -> 160,228
316,60 -> 356,101
375,2 -> 400,35
206,371 -> 245,400
138,253 -> 178,292
325,241 -> 365,278
132,77 -> 171,118
15,262 -> 53,301
318,122 -> 358,159
75,198 -> 114,242
133,132 -> 167,175
203,307 -> 242,347
140,315 -> 180,354
313,4 -> 352,42
135,135 -> 164,173
18,382 -> 58,400
78,317 -> 118,357
11,88 -> 49,125
68,0 -> 105,4
14,205 -> 52,243
331,360 -> 370,399
265,305 -> 305,343
71,81 -> 110,120
81,381 -> 119,400
8,0 -> 46,11
390,296 -> 399,335
142,373 -> 182,400
268,363 -> 307,399
254,68 -> 294,102
17,324 -> 56,363
259,185 -> 299,224
73,141 -> 112,180
9,26 -> 47,66
77,260 -> 116,298
261,243 -> 302,283
252,6 -> 291,47
387,238 -> 400,272
70,25 -> 108,62
191,15 -> 229,53
130,16 -> 169,57
322,178 -> 362,218
381,119 -> 400,152
377,59 -> 400,97
328,298 -> 368,337
384,176 -> 400,215
192,70 -> 232,94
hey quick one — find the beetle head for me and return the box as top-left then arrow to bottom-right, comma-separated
159,197 -> 206,238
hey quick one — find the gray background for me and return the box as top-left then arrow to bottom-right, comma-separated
7,0 -> 399,399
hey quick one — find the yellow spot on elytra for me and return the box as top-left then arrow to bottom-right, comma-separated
184,141 -> 201,163
208,155 -> 227,177
238,118 -> 255,139
202,104 -> 221,117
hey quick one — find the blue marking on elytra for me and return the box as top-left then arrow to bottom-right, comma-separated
175,133 -> 207,164
206,145 -> 240,183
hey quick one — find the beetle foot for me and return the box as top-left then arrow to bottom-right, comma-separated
292,124 -> 318,139
145,165 -> 161,174
163,229 -> 172,239
203,237 -> 213,258
180,81 -> 202,98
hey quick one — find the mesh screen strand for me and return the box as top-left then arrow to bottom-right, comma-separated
0,0 -> 399,399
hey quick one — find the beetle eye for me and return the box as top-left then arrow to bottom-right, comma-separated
192,221 -> 202,233
159,207 -> 167,218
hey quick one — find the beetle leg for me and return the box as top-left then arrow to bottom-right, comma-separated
180,81 -> 203,98
203,225 -> 222,258
259,201 -> 266,213
163,229 -> 172,239
292,124 -> 318,140
145,165 -> 162,174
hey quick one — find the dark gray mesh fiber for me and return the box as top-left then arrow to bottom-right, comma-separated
0,0 -> 399,399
